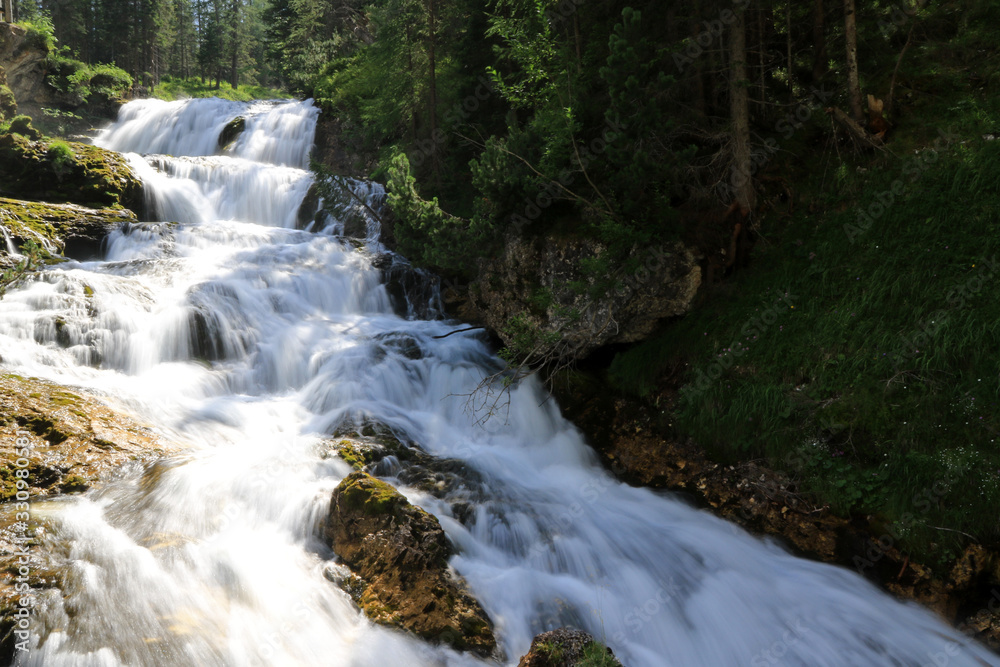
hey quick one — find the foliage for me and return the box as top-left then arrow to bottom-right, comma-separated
46,54 -> 133,104
610,139 -> 1000,567
151,76 -> 289,102
20,16 -> 58,52
0,241 -> 44,300
385,152 -> 479,273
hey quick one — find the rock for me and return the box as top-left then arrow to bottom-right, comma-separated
0,196 -> 136,262
471,233 -> 700,361
324,470 -> 497,657
0,133 -> 143,212
0,66 -> 16,122
0,373 -> 176,658
0,24 -> 50,108
517,628 -> 623,667
217,115 -> 245,150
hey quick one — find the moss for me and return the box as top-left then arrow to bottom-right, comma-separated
338,472 -> 405,516
7,115 -> 41,141
58,474 -> 89,493
0,85 -> 16,122
0,134 -> 142,211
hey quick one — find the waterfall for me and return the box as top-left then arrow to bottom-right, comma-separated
0,97 -> 996,667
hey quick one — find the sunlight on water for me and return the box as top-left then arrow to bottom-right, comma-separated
0,97 -> 996,666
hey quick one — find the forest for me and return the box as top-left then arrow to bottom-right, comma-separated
4,0 -> 1000,654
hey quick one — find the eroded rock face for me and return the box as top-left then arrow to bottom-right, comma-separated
517,628 -> 623,667
0,24 -> 50,108
471,233 -> 700,360
324,470 -> 497,657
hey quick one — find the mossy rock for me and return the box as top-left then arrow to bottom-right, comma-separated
218,116 -> 245,150
517,628 -> 623,667
0,133 -> 143,212
326,471 -> 497,657
6,115 -> 40,140
0,196 -> 136,261
0,85 -> 15,122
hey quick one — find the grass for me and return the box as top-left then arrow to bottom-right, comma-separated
608,121 -> 1000,571
151,76 -> 291,102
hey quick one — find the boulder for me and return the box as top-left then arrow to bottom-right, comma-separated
517,628 -> 623,667
324,470 -> 496,656
0,196 -> 136,262
217,115 -> 245,150
0,24 -> 50,108
0,133 -> 143,212
471,233 -> 700,361
0,373 -> 176,659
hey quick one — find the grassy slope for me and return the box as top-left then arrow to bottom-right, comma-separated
150,77 -> 291,102
608,10 -> 1000,569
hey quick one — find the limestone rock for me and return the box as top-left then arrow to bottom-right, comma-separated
324,470 -> 496,656
471,233 -> 700,360
0,196 -> 136,262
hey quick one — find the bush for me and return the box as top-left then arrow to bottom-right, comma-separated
7,114 -> 41,140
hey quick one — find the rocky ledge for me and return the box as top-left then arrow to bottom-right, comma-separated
0,373 -> 176,657
324,470 -> 497,657
0,196 -> 136,263
0,126 -> 142,212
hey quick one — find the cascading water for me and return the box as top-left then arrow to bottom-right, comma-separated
0,97 -> 997,667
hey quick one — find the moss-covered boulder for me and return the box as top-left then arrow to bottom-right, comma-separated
0,196 -> 136,262
324,470 -> 497,657
517,628 -> 623,667
0,132 -> 142,211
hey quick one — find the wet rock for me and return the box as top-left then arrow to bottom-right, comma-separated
0,133 -> 143,212
379,257 -> 442,319
0,196 -> 136,263
324,471 -> 497,656
517,628 -> 623,667
217,115 -> 245,150
471,234 -> 700,360
325,423 -> 485,503
0,373 -> 177,658
296,182 -> 320,230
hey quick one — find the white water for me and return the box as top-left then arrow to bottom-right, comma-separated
1,98 -> 997,667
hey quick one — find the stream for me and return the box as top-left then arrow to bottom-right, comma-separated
0,97 -> 997,666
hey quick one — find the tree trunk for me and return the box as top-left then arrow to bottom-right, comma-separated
812,0 -> 827,82
3,0 -> 14,26
786,1 -> 793,93
729,7 -> 756,211
426,0 -> 439,173
844,0 -> 863,123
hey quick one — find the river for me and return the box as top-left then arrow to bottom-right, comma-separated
0,97 -> 996,666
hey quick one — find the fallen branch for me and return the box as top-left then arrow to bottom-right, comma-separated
432,326 -> 486,339
825,106 -> 885,150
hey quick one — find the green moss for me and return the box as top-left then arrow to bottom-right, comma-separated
59,474 -> 89,493
7,115 -> 41,141
339,472 -> 405,516
0,85 -> 16,122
